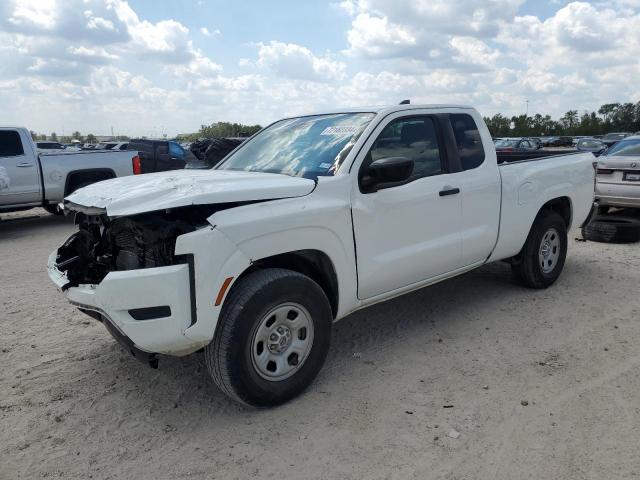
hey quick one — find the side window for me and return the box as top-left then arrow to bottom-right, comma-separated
450,114 -> 485,170
0,131 -> 25,157
521,140 -> 531,149
368,116 -> 443,181
169,142 -> 185,158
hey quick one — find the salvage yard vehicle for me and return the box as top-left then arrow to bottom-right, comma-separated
127,139 -> 192,173
595,135 -> 640,212
1,127 -> 139,215
48,104 -> 596,407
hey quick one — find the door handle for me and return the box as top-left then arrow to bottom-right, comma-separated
439,187 -> 460,197
16,162 -> 34,167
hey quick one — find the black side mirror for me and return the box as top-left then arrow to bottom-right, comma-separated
361,157 -> 414,192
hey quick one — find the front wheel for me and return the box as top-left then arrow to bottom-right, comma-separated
511,211 -> 568,289
206,268 -> 332,407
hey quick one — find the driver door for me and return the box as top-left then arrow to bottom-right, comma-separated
350,112 -> 463,300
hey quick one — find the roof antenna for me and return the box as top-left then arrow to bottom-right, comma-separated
399,99 -> 410,105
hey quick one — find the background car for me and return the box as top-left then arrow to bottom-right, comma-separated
494,138 -> 539,151
100,141 -> 130,151
595,135 -> 640,211
576,138 -> 607,156
36,141 -> 66,152
601,132 -> 632,147
546,136 -> 574,147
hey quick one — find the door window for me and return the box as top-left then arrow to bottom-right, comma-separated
0,131 -> 25,157
366,116 -> 443,182
450,114 -> 485,170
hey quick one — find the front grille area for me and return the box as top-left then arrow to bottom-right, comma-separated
56,212 -> 195,287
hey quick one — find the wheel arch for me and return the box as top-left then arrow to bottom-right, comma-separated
233,249 -> 340,318
539,196 -> 572,228
64,168 -> 116,196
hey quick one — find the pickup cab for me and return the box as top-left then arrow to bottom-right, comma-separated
48,105 -> 596,406
1,127 -> 139,215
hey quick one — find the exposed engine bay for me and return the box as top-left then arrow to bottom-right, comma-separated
55,204 -> 241,287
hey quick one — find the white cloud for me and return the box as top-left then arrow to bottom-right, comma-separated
0,0 -> 639,137
200,27 -> 221,37
256,41 -> 346,81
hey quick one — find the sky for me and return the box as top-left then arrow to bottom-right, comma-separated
0,0 -> 639,137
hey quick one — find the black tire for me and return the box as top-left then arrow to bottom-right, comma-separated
206,268 -> 332,407
43,203 -> 63,215
511,211 -> 568,289
582,216 -> 640,243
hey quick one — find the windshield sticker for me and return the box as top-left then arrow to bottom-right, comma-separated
318,162 -> 333,169
320,126 -> 360,136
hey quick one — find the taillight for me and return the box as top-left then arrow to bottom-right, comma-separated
132,155 -> 142,175
596,168 -> 613,174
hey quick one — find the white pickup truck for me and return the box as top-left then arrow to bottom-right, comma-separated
0,127 -> 138,215
48,105 -> 596,406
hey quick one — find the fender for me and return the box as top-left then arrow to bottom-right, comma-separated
209,179 -> 359,319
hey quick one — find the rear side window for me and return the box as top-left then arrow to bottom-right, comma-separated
0,131 -> 25,157
450,114 -> 484,170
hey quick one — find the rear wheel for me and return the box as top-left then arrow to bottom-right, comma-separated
512,211 -> 568,289
206,268 -> 332,407
43,203 -> 63,215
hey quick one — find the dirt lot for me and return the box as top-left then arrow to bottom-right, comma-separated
1,208 -> 639,480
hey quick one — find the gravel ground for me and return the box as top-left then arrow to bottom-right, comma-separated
1,208 -> 639,479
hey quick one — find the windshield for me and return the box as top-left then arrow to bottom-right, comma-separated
495,139 -> 519,148
217,113 -> 375,179
605,139 -> 640,156
602,133 -> 627,141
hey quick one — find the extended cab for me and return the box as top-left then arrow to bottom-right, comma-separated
1,127 -> 139,215
48,105 -> 596,406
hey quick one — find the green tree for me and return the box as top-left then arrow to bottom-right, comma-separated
483,114 -> 511,137
598,103 -> 620,122
72,131 -> 84,143
559,110 -> 579,134
50,132 -> 58,141
197,122 -> 262,139
86,134 -> 98,144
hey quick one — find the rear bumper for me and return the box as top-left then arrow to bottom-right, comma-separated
596,182 -> 640,208
596,195 -> 640,208
47,251 -> 201,356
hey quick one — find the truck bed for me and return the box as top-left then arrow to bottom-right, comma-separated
497,148 -> 580,164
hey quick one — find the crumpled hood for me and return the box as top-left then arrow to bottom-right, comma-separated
64,169 -> 316,217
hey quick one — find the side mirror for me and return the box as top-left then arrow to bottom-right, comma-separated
361,157 -> 414,192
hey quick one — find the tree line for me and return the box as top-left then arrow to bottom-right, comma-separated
484,102 -> 640,138
176,122 -> 263,142
30,131 -> 129,143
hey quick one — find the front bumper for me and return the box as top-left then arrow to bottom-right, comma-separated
48,251 -> 200,356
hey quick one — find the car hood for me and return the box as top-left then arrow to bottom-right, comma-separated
64,169 -> 316,217
598,155 -> 640,170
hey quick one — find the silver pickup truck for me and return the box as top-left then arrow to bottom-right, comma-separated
1,127 -> 138,215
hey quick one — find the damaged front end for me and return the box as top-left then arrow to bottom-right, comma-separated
56,210 -> 197,289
